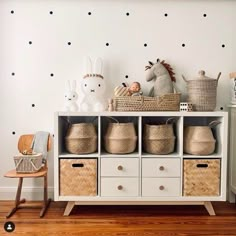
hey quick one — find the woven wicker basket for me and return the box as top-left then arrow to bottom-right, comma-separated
60,159 -> 97,196
14,153 -> 43,173
104,123 -> 137,154
183,71 -> 221,111
65,123 -> 97,154
183,159 -> 220,196
143,121 -> 175,154
113,93 -> 181,111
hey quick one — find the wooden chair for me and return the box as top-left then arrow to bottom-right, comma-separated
4,134 -> 51,218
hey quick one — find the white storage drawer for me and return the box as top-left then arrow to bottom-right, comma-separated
142,158 -> 180,177
142,178 -> 180,197
101,177 -> 139,197
101,158 -> 139,177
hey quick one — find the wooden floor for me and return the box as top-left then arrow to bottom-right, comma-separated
1,201 -> 236,236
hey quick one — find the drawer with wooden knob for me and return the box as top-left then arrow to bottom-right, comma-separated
101,158 -> 139,177
101,177 -> 139,197
142,158 -> 180,177
142,178 -> 180,196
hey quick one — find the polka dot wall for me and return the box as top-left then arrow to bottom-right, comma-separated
0,0 -> 235,200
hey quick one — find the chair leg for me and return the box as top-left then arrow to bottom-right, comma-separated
40,173 -> 51,218
6,177 -> 25,218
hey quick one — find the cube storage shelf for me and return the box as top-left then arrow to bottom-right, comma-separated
54,111 -> 228,216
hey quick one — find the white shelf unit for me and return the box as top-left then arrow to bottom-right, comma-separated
54,111 -> 228,216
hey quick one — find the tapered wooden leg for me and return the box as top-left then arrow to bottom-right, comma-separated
204,201 -> 216,216
40,173 -> 51,217
6,177 -> 24,218
64,201 -> 75,216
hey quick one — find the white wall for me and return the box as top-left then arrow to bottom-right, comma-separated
0,0 -> 235,200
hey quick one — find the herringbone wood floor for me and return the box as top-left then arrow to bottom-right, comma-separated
1,201 -> 236,236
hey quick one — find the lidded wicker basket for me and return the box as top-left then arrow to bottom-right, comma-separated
183,121 -> 220,155
143,118 -> 176,154
182,70 -> 221,111
65,123 -> 97,154
104,121 -> 137,154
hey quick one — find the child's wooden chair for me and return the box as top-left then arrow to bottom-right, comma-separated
4,134 -> 51,218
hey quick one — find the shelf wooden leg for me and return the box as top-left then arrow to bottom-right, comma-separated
64,201 -> 75,216
204,201 -> 216,216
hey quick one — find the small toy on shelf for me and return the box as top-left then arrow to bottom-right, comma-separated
114,82 -> 142,97
229,72 -> 236,104
80,57 -> 106,112
64,80 -> 79,112
180,102 -> 193,112
108,98 -> 114,111
128,82 -> 143,96
145,58 -> 176,96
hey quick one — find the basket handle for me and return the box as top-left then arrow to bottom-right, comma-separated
105,116 -> 119,123
15,158 -> 23,169
166,117 -> 176,124
182,75 -> 188,82
30,159 -> 42,171
208,120 -> 221,128
216,72 -> 221,81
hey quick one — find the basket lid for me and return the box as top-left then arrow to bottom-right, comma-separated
192,70 -> 220,81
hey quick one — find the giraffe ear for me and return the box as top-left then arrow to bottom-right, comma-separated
148,61 -> 154,66
156,58 -> 160,63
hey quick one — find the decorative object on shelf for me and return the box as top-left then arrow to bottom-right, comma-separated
114,84 -> 130,97
80,57 -> 106,112
180,102 -> 193,112
104,118 -> 137,154
229,72 -> 236,104
113,93 -> 180,111
65,123 -> 97,154
64,80 -> 78,112
143,118 -> 176,154
108,98 -> 114,111
183,159 -> 220,196
128,82 -> 143,96
182,70 -> 221,111
145,58 -> 176,96
183,120 -> 220,155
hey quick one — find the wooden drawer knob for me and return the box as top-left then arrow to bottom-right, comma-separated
159,185 -> 165,191
117,165 -> 123,171
117,185 -> 123,190
159,166 -> 165,171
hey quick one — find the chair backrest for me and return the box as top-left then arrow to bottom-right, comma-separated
18,134 -> 51,154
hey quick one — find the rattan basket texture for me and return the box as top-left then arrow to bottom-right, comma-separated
183,159 -> 220,196
65,123 -> 97,154
60,159 -> 97,196
143,123 -> 175,154
14,153 -> 43,173
113,93 -> 181,111
104,123 -> 137,154
184,126 -> 216,155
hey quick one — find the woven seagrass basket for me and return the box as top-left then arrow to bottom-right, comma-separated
143,119 -> 175,154
183,159 -> 220,196
65,123 -> 97,154
60,159 -> 97,196
113,93 -> 181,111
104,122 -> 137,154
14,153 -> 43,173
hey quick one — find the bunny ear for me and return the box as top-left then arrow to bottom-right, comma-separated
65,80 -> 71,91
94,57 -> 103,75
85,56 -> 93,74
71,80 -> 76,91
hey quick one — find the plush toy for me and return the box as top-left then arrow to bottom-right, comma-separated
114,82 -> 143,97
64,80 -> 79,112
128,82 -> 143,96
80,57 -> 106,112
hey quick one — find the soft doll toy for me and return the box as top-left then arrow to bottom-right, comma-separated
80,57 -> 107,112
64,80 -> 79,112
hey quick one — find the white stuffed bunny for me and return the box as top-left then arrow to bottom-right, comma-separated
64,80 -> 79,112
80,57 -> 107,112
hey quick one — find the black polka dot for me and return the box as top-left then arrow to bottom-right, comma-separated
32,104 -> 35,107
203,13 -> 207,17
106,43 -> 109,46
125,75 -> 129,78
11,72 -> 15,76
29,41 -> 32,45
222,44 -> 225,48
220,107 -> 224,110
182,43 -> 185,47
144,43 -> 147,47
68,42 -> 71,45
11,10 -> 14,14
126,12 -> 130,16
164,13 -> 168,17
52,134 -> 55,138
50,73 -> 54,77
12,131 -> 15,135
49,11 -> 53,15
88,12 -> 91,15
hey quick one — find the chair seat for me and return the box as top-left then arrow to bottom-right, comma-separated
4,167 -> 47,178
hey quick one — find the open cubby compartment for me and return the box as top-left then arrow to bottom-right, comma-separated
141,116 -> 181,157
58,116 -> 99,156
100,116 -> 139,156
183,116 -> 223,157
